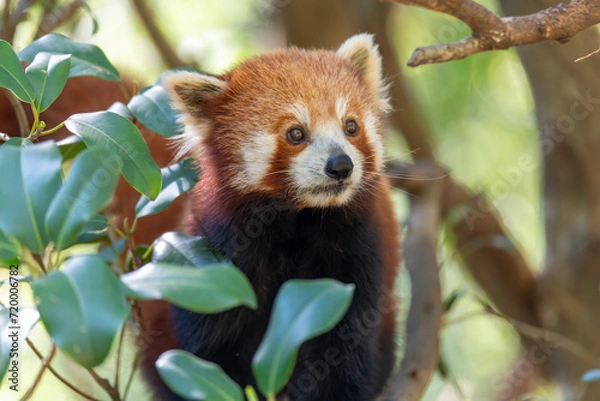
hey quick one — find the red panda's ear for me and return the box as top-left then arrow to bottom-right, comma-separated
337,34 -> 390,112
162,71 -> 227,121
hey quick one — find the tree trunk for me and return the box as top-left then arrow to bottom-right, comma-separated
500,1 -> 600,399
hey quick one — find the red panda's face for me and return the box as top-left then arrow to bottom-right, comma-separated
164,34 -> 390,209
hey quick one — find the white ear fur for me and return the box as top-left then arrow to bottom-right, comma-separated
162,71 -> 227,120
161,71 -> 228,160
337,34 -> 390,112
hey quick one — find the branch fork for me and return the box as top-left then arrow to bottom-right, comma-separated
386,0 -> 600,66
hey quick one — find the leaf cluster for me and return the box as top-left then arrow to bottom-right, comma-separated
0,34 -> 355,401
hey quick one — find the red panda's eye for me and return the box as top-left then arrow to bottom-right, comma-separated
345,119 -> 358,136
287,127 -> 306,144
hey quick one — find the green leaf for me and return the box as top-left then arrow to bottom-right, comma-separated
252,279 -> 355,396
98,239 -> 126,264
121,263 -> 257,313
32,255 -> 130,368
65,111 -> 162,199
0,140 -> 62,253
0,231 -> 19,267
128,85 -> 183,137
0,306 -> 39,382
0,40 -> 35,102
25,52 -> 71,112
3,137 -> 29,147
45,148 -> 122,249
152,232 -> 224,267
19,34 -> 120,81
77,214 -> 109,243
107,102 -> 133,119
156,350 -> 243,401
582,369 -> 600,382
57,135 -> 86,161
136,158 -> 198,218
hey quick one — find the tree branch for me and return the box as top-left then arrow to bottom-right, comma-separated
386,0 -> 600,66
383,161 -> 445,400
26,339 -> 101,400
35,0 -> 83,39
128,0 -> 188,69
21,342 -> 57,401
386,162 -> 540,328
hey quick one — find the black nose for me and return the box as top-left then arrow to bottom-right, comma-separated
325,154 -> 354,180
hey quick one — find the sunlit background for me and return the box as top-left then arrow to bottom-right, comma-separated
0,0 -> 553,400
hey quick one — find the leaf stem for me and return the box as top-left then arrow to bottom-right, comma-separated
29,102 -> 40,136
26,339 -> 102,400
123,350 -> 142,401
39,121 -> 66,137
114,323 -> 127,394
21,342 -> 57,400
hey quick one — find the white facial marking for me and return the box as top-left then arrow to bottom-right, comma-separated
363,111 -> 385,172
230,130 -> 277,192
336,97 -> 348,122
290,126 -> 365,207
288,102 -> 311,127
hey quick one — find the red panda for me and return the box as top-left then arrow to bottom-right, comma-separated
145,33 -> 401,401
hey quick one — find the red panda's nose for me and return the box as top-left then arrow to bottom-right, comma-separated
325,154 -> 354,180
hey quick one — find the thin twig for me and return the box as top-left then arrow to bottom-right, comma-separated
26,339 -> 101,401
86,368 -> 120,401
114,324 -> 127,394
123,351 -> 142,401
486,308 -> 599,367
386,0 -> 600,66
575,46 -> 600,62
21,343 -> 57,400
35,0 -> 83,39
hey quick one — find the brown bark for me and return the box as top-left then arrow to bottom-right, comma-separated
499,1 -> 600,399
382,162 -> 444,400
388,0 -> 600,66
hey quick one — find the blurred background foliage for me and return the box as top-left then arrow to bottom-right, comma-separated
0,0 -> 554,400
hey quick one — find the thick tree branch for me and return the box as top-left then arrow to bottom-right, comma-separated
387,162 -> 540,328
383,161 -> 445,401
386,0 -> 600,66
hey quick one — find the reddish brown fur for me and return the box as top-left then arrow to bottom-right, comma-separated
195,49 -> 383,208
0,41 -> 401,400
